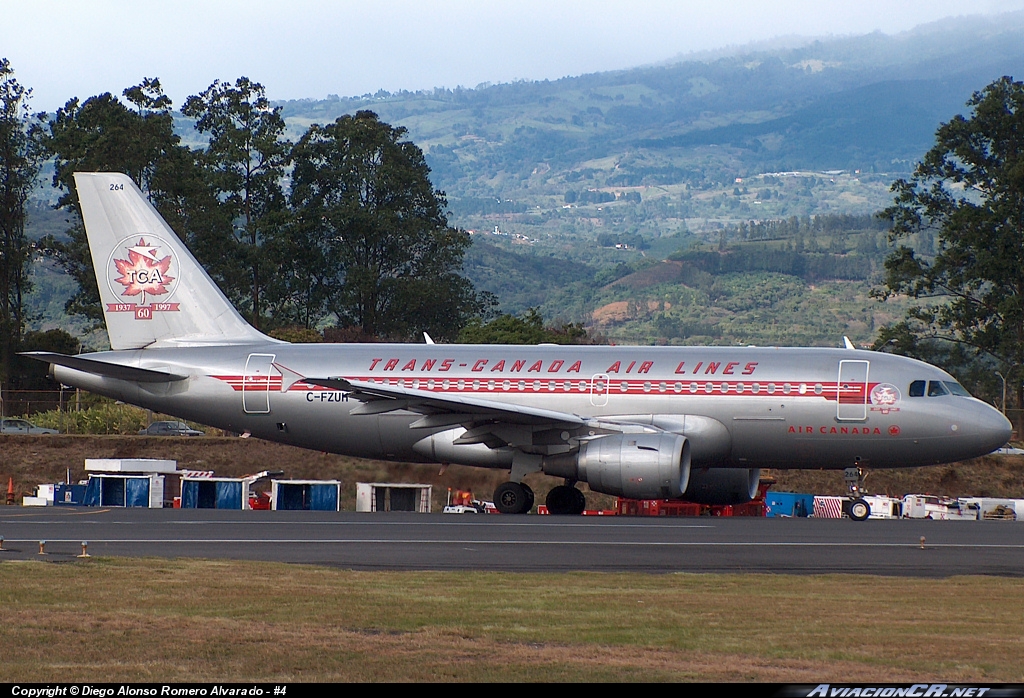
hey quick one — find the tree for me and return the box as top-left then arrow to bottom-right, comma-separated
182,78 -> 290,329
458,308 -> 591,345
290,110 -> 481,340
0,58 -> 44,389
876,76 -> 1024,415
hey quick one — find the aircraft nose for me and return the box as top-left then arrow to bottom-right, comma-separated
969,402 -> 1013,453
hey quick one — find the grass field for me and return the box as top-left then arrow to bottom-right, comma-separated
4,437 -> 1023,682
2,558 -> 1023,682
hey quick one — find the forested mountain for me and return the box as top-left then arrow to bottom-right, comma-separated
22,11 -> 1024,355
278,12 -> 1024,195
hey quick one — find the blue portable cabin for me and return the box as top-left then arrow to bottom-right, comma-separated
83,474 -> 164,508
765,491 -> 814,518
271,480 -> 342,511
180,476 -> 246,509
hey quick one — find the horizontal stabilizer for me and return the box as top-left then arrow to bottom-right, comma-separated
21,352 -> 188,383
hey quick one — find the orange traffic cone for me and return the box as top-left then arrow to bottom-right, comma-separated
6,477 -> 14,505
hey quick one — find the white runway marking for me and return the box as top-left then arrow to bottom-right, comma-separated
5,538 -> 1024,548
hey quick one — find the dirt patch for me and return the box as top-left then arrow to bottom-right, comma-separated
0,434 -> 594,511
2,435 -> 1022,509
592,299 -> 671,324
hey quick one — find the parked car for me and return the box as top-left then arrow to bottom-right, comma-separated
138,421 -> 204,436
0,418 -> 59,435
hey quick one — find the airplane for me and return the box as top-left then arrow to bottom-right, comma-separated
25,172 -> 1013,518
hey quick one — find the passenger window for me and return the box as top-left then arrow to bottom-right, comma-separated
927,381 -> 949,397
909,380 -> 925,397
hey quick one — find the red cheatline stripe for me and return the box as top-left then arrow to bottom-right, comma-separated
209,375 -> 878,402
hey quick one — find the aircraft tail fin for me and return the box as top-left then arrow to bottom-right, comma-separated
74,172 -> 274,350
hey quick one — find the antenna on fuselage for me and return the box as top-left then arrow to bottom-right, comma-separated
843,336 -> 856,350
423,332 -> 435,345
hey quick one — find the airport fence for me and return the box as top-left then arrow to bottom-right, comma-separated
0,389 -> 148,434
1,389 -> 65,418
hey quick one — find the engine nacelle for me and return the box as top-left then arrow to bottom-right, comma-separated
543,433 -> 690,499
681,468 -> 761,505
412,427 -> 515,468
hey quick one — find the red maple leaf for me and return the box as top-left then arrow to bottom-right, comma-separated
113,239 -> 174,301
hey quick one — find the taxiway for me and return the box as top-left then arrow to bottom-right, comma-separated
1,508 -> 1021,576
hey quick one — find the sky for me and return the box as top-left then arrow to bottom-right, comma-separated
4,0 -> 1024,111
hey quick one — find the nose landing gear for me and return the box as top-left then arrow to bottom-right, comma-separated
845,466 -> 871,522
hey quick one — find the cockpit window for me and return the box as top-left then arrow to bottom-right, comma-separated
943,381 -> 972,397
927,381 -> 949,397
909,380 -> 925,397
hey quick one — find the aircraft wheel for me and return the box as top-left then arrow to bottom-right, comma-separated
570,486 -> 587,515
522,482 -> 535,512
545,485 -> 575,515
494,482 -> 531,514
849,498 -> 870,521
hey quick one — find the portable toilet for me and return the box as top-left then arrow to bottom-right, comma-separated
271,480 -> 342,511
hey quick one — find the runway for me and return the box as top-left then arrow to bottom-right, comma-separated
1,507 -> 1022,576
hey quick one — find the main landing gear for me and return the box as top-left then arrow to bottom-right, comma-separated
494,481 -> 534,515
545,484 -> 587,516
492,481 -> 586,515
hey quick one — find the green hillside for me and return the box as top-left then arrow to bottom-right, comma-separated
21,13 -> 1024,353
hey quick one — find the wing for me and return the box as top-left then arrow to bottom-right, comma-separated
289,369 -> 656,452
308,376 -> 585,426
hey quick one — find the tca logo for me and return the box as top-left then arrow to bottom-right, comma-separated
106,236 -> 181,319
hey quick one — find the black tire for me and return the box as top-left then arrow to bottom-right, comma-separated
494,482 -> 531,514
522,483 -> 535,513
570,486 -> 587,515
545,485 -> 575,515
849,498 -> 871,521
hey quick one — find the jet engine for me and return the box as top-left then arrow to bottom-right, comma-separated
681,467 -> 761,505
543,433 -> 690,499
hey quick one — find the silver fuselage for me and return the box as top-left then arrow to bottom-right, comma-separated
54,342 -> 1012,470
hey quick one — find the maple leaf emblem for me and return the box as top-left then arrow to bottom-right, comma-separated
870,383 -> 899,406
113,238 -> 175,303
